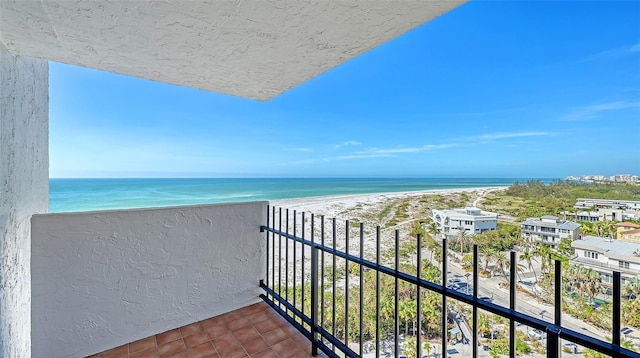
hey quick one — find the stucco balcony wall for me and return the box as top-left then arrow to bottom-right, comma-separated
30,201 -> 267,358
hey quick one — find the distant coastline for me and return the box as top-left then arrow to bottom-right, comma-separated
49,177 -> 552,213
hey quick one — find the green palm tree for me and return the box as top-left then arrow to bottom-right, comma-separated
399,299 -> 417,337
534,244 -> 553,274
520,249 -> 538,282
456,230 -> 469,257
433,246 -> 443,265
622,279 -> 640,298
402,336 -> 418,358
482,247 -> 497,273
424,341 -> 432,358
427,222 -> 441,241
584,268 -> 603,304
494,251 -> 509,282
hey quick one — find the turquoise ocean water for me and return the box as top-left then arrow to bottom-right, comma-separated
49,178 -> 548,213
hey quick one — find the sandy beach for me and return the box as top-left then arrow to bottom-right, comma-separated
271,186 -> 506,221
265,187 -> 507,279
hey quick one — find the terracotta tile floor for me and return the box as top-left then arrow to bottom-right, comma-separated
87,302 -> 329,358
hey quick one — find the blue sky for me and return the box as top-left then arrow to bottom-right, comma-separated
50,1 -> 640,178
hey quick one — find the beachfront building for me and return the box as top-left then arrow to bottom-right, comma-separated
567,175 -> 640,184
618,222 -> 640,242
431,207 -> 498,239
566,198 -> 640,222
564,208 -> 640,223
571,236 -> 640,284
520,215 -> 581,249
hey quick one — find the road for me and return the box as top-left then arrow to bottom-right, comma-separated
444,256 -> 610,342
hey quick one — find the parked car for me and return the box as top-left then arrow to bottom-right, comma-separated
563,343 -> 578,354
448,277 -> 463,286
528,329 -> 544,340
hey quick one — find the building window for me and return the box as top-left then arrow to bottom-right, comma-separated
619,261 -> 630,269
583,250 -> 598,259
464,220 -> 473,225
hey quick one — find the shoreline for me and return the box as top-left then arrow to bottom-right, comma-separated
270,186 -> 508,218
266,186 -> 509,285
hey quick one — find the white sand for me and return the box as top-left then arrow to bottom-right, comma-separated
271,186 -> 506,219
265,187 -> 507,281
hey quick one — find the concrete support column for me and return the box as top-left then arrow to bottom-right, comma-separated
0,49 -> 48,357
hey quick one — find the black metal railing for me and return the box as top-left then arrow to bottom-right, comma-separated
260,206 -> 638,358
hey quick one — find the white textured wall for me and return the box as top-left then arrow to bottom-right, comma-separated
0,50 -> 49,358
31,202 -> 267,357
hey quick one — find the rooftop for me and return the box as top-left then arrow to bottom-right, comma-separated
521,217 -> 580,230
619,222 -> 640,228
433,207 -> 498,218
572,236 -> 640,263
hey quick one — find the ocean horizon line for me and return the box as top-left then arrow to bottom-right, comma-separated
48,177 -> 549,213
50,176 -> 558,180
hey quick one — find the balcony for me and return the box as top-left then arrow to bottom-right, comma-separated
88,302 -> 322,357
31,202 -> 270,357
30,202 -> 637,357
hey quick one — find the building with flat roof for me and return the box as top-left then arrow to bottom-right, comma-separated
564,198 -> 640,222
574,198 -> 640,211
432,207 -> 498,239
571,236 -> 640,284
521,215 -> 581,249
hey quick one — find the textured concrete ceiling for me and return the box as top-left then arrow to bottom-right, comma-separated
0,1 -> 465,100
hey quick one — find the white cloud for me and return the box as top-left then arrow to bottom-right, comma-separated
583,42 -> 640,62
365,144 -> 458,155
290,147 -> 313,152
282,132 -> 554,164
475,132 -> 553,140
561,101 -> 640,121
335,153 -> 393,160
334,140 -> 361,149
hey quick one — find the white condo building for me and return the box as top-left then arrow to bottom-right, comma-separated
520,215 -> 581,248
564,198 -> 640,222
432,207 -> 498,239
571,236 -> 640,285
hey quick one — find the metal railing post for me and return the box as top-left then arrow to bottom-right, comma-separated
417,234 -> 422,358
613,271 -> 621,347
510,251 -> 516,358
442,238 -> 448,358
375,225 -> 381,357
359,223 -> 364,356
266,205 -> 270,290
345,219 -> 350,346
547,259 -> 562,358
311,241 -> 319,355
473,244 -> 478,358
395,230 -> 400,358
